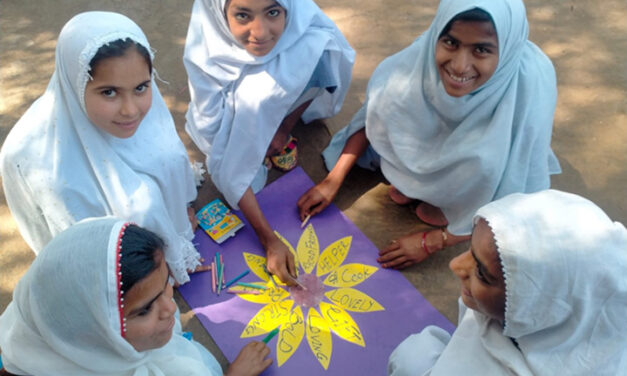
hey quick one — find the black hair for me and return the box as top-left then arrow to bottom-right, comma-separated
438,8 -> 495,38
120,224 -> 165,296
88,38 -> 152,76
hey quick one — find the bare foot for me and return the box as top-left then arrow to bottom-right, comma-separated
377,229 -> 446,269
388,185 -> 417,205
415,202 -> 448,227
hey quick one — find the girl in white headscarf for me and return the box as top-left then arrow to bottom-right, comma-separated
388,190 -> 627,375
298,0 -> 561,269
0,11 -> 204,284
0,217 -> 272,376
183,0 -> 354,283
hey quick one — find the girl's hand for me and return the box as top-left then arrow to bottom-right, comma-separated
226,341 -> 272,376
265,237 -> 297,285
297,177 -> 341,220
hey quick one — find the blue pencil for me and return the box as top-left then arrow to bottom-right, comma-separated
224,270 -> 250,288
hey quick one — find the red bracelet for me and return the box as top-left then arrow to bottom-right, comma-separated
421,231 -> 432,255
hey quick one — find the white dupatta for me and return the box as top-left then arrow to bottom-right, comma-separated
184,0 -> 354,207
0,11 -> 200,284
0,217 -> 222,375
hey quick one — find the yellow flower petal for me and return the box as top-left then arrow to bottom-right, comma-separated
277,306 -> 305,367
274,230 -> 300,277
241,300 -> 293,338
237,284 -> 290,304
296,224 -> 319,274
306,308 -> 332,370
243,252 -> 270,282
325,288 -> 384,313
319,301 -> 365,347
323,263 -> 378,288
316,236 -> 352,277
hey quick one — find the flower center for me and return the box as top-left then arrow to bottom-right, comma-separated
289,273 -> 325,308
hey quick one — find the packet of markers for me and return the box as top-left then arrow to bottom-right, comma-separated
210,251 -> 266,296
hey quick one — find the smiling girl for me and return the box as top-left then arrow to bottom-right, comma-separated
0,218 -> 271,375
387,190 -> 627,375
183,0 -> 354,284
298,0 -> 561,269
0,12 -> 205,284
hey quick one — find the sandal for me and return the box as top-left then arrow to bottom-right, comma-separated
415,202 -> 449,227
270,135 -> 298,171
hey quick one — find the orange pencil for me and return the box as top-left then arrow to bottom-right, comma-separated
211,261 -> 216,293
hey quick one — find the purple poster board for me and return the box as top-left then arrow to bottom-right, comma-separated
179,168 -> 455,375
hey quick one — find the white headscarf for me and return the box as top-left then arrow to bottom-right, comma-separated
0,217 -> 221,376
326,0 -> 560,235
183,0 -> 354,207
0,11 -> 200,283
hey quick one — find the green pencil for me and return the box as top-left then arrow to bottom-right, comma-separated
236,282 -> 268,290
262,327 -> 280,344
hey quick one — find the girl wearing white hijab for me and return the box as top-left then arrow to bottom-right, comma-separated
298,0 -> 561,269
0,218 -> 272,376
388,190 -> 627,375
0,12 -> 203,284
183,0 -> 354,283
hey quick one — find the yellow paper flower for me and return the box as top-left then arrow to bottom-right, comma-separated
237,224 -> 384,369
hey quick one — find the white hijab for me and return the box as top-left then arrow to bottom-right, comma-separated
431,190 -> 627,375
184,0 -> 354,207
0,11 -> 200,284
331,0 -> 560,235
0,217 -> 220,376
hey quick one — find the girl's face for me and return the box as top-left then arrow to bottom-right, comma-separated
449,218 -> 505,321
225,0 -> 286,57
84,46 -> 152,138
122,252 -> 176,352
435,20 -> 499,97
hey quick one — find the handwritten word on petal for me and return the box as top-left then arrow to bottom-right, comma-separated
306,308 -> 332,370
274,230 -> 299,267
243,252 -> 270,282
237,284 -> 289,304
316,236 -> 352,277
297,224 -> 319,274
277,306 -> 305,367
319,301 -> 365,347
323,263 -> 378,288
325,288 -> 384,313
241,300 -> 293,338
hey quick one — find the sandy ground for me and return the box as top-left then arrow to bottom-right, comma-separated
1,0 -> 626,371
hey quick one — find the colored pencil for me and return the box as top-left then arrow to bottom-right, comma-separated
220,253 -> 225,286
288,275 -> 308,291
263,265 -> 279,288
227,288 -> 261,295
237,282 -> 267,290
224,270 -> 250,288
217,262 -> 224,295
300,214 -> 311,228
211,261 -> 216,293
262,327 -> 280,344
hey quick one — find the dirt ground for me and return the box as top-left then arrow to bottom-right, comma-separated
1,0 -> 626,371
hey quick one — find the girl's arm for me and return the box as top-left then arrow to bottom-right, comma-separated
239,188 -> 297,285
297,128 -> 369,219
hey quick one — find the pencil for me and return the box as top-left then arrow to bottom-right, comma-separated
263,265 -> 278,288
262,327 -> 280,344
215,252 -> 221,292
224,270 -> 250,288
237,282 -> 267,290
227,288 -> 261,295
288,275 -> 308,291
300,214 -> 311,228
211,261 -> 216,293
220,253 -> 225,286
217,262 -> 224,295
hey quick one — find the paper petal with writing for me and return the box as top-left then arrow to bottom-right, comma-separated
277,306 -> 305,367
319,301 -> 365,347
297,224 -> 319,274
316,236 -> 352,277
306,308 -> 332,370
323,263 -> 378,288
325,288 -> 384,313
241,300 -> 294,338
